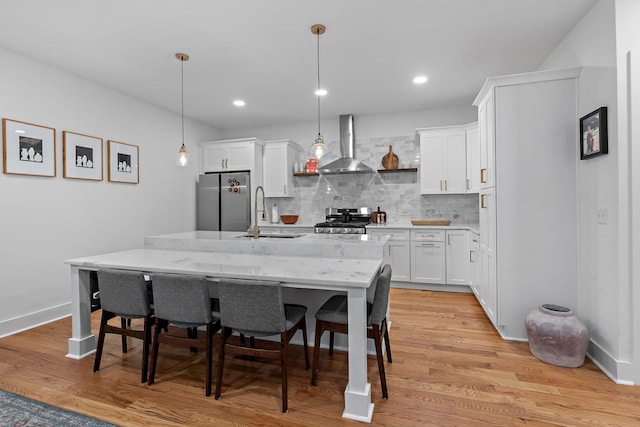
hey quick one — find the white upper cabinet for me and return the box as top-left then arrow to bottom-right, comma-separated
478,94 -> 495,189
465,123 -> 480,193
199,138 -> 263,173
417,125 -> 473,195
263,139 -> 302,198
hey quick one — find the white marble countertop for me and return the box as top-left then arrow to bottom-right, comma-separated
65,248 -> 382,291
144,231 -> 389,259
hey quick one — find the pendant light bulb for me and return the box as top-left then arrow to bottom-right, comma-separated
177,143 -> 190,166
312,134 -> 328,159
311,24 -> 328,160
175,53 -> 191,167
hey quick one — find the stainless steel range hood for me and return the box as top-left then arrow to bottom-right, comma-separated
318,114 -> 373,174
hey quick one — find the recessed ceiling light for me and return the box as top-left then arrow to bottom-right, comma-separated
315,88 -> 327,96
233,100 -> 245,107
413,75 -> 428,84
15,129 -> 25,134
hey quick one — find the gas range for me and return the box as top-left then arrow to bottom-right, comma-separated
314,207 -> 371,234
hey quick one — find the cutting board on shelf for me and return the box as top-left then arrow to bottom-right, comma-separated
411,219 -> 452,226
381,145 -> 399,170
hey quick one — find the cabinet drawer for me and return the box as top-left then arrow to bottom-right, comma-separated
367,228 -> 410,241
411,230 -> 445,241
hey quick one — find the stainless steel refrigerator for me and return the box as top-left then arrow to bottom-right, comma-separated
197,172 -> 251,231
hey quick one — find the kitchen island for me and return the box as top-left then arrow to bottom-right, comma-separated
65,231 -> 389,423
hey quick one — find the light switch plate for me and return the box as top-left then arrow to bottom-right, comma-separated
597,208 -> 608,224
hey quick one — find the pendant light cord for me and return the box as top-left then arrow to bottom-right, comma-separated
181,57 -> 185,146
316,28 -> 321,137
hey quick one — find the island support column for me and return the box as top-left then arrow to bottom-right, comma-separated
66,267 -> 97,359
342,287 -> 374,422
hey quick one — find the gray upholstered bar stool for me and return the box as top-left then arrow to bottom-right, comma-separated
148,273 -> 221,396
311,264 -> 393,398
94,268 -> 153,383
215,278 -> 310,413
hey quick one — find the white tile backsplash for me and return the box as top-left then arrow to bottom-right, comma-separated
271,135 -> 479,224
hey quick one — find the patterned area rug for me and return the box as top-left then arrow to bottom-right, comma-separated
0,389 -> 117,426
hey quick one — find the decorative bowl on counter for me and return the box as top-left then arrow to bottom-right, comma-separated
280,215 -> 299,224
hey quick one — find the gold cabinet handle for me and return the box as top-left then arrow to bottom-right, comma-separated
221,159 -> 225,169
421,243 -> 435,247
481,194 -> 486,208
444,180 -> 447,191
421,234 -> 435,238
480,168 -> 487,183
284,184 -> 287,194
469,250 -> 473,262
467,179 -> 470,190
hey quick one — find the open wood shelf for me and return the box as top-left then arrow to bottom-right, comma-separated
293,172 -> 319,177
377,167 -> 417,173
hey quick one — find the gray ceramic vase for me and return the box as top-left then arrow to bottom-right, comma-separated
525,304 -> 589,368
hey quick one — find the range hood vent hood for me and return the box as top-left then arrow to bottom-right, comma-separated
318,114 -> 373,175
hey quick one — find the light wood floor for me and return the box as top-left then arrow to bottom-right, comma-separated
1,289 -> 639,426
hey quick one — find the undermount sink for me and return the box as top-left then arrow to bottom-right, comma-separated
236,233 -> 303,239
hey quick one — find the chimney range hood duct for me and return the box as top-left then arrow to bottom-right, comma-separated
318,114 -> 373,174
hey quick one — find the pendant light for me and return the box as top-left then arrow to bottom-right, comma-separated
176,52 -> 191,167
310,24 -> 328,160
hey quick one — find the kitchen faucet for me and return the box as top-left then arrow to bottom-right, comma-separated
247,185 -> 266,239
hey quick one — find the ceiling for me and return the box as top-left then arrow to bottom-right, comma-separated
1,0 -> 596,131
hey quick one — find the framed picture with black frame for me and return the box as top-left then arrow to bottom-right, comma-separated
579,107 -> 608,160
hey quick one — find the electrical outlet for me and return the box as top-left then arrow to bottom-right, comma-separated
596,208 -> 608,224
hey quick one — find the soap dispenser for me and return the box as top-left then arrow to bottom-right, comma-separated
271,204 -> 280,223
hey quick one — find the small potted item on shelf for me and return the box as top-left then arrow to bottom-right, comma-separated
305,158 -> 318,174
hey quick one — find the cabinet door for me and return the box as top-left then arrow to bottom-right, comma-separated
445,230 -> 469,286
263,142 -> 297,198
389,241 -> 411,282
478,95 -> 495,189
479,187 -> 496,253
226,144 -> 251,171
478,187 -> 496,324
466,125 -> 480,193
419,129 -> 467,194
443,131 -> 467,193
419,133 -> 445,194
202,143 -> 251,172
469,233 -> 480,297
410,241 -> 445,284
202,145 -> 227,172
480,247 -> 497,324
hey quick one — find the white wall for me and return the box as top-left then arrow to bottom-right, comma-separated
219,105 -> 478,144
538,0 -> 640,384
0,47 -> 218,336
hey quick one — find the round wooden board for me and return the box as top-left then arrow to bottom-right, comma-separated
381,146 -> 399,170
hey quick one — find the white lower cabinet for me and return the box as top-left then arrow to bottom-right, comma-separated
367,229 -> 411,282
469,232 -> 480,297
410,230 -> 446,284
445,229 -> 470,286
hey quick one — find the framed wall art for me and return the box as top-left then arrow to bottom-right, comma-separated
108,140 -> 139,184
2,118 -> 56,177
63,131 -> 103,181
579,107 -> 608,160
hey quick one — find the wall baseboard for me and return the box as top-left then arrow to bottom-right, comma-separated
0,303 -> 71,338
587,339 -> 636,386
